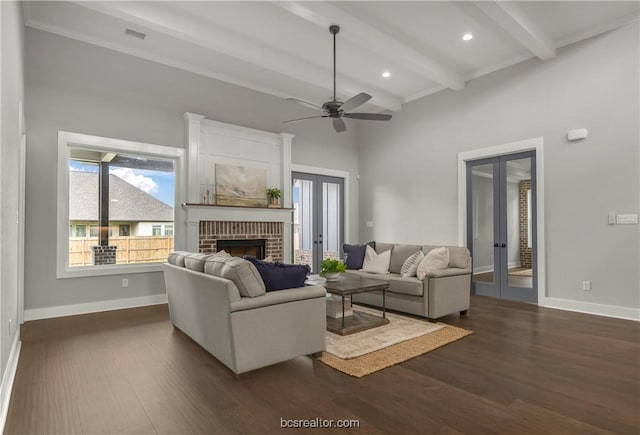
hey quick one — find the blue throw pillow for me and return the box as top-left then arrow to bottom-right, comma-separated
244,257 -> 310,292
343,241 -> 375,270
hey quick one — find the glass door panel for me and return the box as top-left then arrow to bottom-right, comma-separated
468,161 -> 500,298
292,177 -> 315,270
321,180 -> 342,263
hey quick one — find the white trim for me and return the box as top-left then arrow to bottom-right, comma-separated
57,131 -> 185,279
0,333 -> 21,434
24,294 -> 168,322
458,137 -> 546,305
291,164 -> 351,244
542,298 -> 640,322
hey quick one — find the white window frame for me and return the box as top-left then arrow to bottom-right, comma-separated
57,131 -> 185,278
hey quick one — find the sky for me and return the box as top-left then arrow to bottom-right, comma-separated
70,160 -> 175,207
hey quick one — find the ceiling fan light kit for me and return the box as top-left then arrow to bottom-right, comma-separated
284,24 -> 392,133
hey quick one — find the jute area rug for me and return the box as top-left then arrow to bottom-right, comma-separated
319,306 -> 472,378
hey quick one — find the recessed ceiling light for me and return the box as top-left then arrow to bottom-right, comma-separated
382,71 -> 391,78
462,33 -> 473,41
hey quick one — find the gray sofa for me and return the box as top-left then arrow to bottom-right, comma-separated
347,243 -> 471,320
163,252 -> 326,375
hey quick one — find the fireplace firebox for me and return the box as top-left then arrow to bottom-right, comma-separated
217,239 -> 266,259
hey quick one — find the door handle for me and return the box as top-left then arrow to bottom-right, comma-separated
494,243 -> 499,247
313,241 -> 318,244
501,243 -> 506,248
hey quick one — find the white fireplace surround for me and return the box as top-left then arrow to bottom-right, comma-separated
182,113 -> 294,261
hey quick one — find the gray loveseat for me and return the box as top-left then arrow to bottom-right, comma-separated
347,243 -> 471,320
163,252 -> 326,375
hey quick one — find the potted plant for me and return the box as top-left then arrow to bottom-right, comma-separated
266,187 -> 282,208
320,258 -> 346,281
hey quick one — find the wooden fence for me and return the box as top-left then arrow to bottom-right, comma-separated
69,236 -> 174,267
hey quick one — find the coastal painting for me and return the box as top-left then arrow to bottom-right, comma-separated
215,163 -> 268,207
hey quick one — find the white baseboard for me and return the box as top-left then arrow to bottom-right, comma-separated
24,293 -> 168,321
0,332 -> 21,433
541,297 -> 640,321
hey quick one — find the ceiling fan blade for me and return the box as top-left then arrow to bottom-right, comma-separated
340,92 -> 372,112
286,98 -> 323,111
283,115 -> 327,123
343,113 -> 392,121
332,118 -> 346,133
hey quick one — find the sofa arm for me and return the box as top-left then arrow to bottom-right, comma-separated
425,267 -> 471,279
229,285 -> 326,312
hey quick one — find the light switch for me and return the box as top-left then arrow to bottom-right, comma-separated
608,213 -> 616,225
616,214 -> 639,225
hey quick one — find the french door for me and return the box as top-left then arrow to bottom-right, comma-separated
292,172 -> 344,273
466,151 -> 537,303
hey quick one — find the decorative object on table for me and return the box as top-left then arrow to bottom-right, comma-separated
266,187 -> 282,208
215,163 -> 267,207
343,241 -> 375,269
320,258 -> 346,281
319,306 -> 473,378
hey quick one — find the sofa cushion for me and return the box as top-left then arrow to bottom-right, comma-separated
343,242 -> 375,269
417,247 -> 449,280
400,250 -> 424,277
361,245 -> 391,274
244,257 -> 310,292
388,276 -> 424,296
389,244 -> 423,274
184,251 -> 229,272
344,270 -> 392,282
447,246 -> 471,269
375,242 -> 394,255
167,251 -> 189,267
204,256 -> 266,298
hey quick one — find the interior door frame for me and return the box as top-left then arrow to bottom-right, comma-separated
458,137 -> 546,305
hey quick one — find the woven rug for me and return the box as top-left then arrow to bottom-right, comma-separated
319,306 -> 472,378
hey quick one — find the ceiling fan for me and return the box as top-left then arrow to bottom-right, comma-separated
284,24 -> 392,133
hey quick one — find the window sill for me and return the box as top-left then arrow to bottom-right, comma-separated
56,263 -> 164,279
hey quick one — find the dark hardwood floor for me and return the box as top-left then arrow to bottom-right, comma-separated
6,295 -> 639,434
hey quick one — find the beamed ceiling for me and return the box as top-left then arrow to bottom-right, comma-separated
24,1 -> 639,112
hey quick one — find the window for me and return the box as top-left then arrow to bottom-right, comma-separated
58,132 -> 184,278
75,224 -> 86,238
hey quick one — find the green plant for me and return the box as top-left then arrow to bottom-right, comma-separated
266,188 -> 282,199
320,258 -> 347,276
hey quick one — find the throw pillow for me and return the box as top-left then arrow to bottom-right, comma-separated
244,257 -> 310,292
400,251 -> 424,278
416,247 -> 449,280
360,245 -> 391,274
204,256 -> 266,297
343,241 -> 375,269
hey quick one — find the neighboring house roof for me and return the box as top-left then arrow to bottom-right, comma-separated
69,171 -> 173,222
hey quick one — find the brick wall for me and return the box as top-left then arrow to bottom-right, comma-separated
519,180 -> 532,268
91,245 -> 117,265
199,221 -> 284,262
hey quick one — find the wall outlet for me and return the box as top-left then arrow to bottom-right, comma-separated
122,278 -> 129,288
365,221 -> 374,228
608,213 -> 616,225
582,280 -> 591,291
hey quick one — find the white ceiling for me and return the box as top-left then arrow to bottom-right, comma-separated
24,1 -> 639,112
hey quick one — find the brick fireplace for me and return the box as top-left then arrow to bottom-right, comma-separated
199,221 -> 284,261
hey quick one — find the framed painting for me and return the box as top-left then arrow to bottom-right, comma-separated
215,163 -> 268,207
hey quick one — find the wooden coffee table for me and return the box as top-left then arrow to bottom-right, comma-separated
322,274 -> 390,336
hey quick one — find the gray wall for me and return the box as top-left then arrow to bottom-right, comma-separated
358,23 -> 639,309
1,1 -> 25,376
24,28 -> 359,310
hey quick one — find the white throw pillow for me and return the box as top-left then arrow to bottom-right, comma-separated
416,247 -> 449,280
400,251 -> 424,278
360,245 -> 391,274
